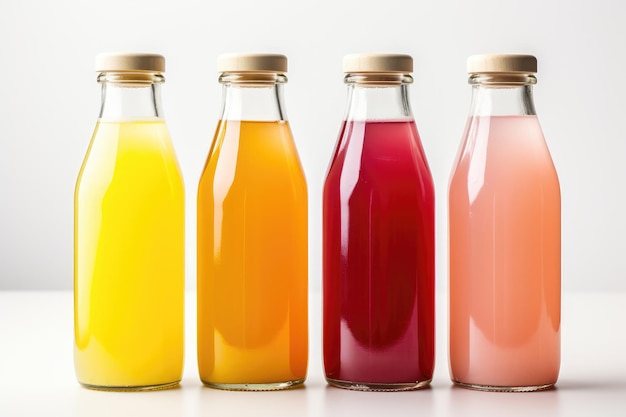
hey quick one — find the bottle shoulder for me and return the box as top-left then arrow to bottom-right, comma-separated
328,119 -> 428,170
76,119 -> 183,192
449,115 -> 559,200
199,119 -> 306,197
453,115 -> 554,166
324,119 -> 433,197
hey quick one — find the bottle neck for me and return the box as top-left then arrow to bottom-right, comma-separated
219,73 -> 287,121
343,74 -> 414,121
98,72 -> 164,120
468,74 -> 537,116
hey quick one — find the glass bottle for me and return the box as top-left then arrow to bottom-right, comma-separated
197,53 -> 308,390
323,54 -> 435,391
74,53 -> 184,390
449,54 -> 561,391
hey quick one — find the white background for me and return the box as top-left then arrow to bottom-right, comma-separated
1,0 -> 624,292
3,292 -> 626,416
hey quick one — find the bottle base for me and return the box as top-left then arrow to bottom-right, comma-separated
326,377 -> 432,392
201,378 -> 305,391
452,379 -> 555,392
79,380 -> 181,392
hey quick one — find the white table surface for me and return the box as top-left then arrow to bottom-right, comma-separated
1,291 -> 625,416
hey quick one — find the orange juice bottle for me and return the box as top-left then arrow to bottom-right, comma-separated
197,54 -> 308,390
74,53 -> 184,391
449,54 -> 560,391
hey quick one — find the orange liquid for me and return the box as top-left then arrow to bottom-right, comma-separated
197,120 -> 308,386
449,115 -> 560,388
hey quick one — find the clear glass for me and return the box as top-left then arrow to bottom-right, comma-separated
342,73 -> 414,120
323,73 -> 435,391
74,72 -> 184,391
97,72 -> 165,119
197,71 -> 308,391
449,74 -> 561,392
466,73 -> 537,116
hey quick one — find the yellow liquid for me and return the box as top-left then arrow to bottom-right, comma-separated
74,119 -> 184,389
197,120 -> 308,387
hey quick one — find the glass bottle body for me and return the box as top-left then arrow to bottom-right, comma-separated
197,74 -> 308,390
74,73 -> 185,390
323,75 -> 435,391
449,76 -> 561,391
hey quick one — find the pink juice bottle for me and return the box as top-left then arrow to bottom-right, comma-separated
323,54 -> 435,391
449,54 -> 561,391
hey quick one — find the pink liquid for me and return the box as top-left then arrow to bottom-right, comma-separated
449,115 -> 560,388
323,120 -> 435,386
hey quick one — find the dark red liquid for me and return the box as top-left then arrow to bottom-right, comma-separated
323,120 -> 435,385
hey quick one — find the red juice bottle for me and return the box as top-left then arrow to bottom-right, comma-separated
323,54 -> 435,391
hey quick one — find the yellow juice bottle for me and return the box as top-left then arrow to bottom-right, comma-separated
197,54 -> 308,390
74,53 -> 184,390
